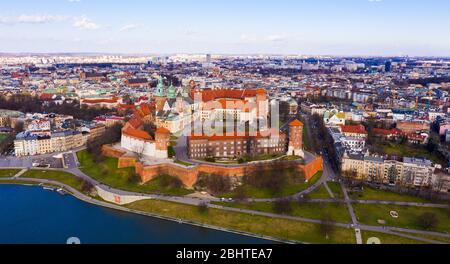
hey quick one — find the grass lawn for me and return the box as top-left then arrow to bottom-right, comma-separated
327,182 -> 344,199
309,184 -> 331,199
0,169 -> 20,178
23,169 -> 85,192
374,141 -> 445,165
213,201 -> 351,224
349,186 -> 427,203
361,231 -> 424,244
125,199 -> 355,244
223,171 -> 323,199
77,150 -> 193,196
174,159 -> 193,166
280,156 -> 303,161
353,204 -> 450,234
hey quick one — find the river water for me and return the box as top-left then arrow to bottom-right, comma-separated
0,185 -> 272,244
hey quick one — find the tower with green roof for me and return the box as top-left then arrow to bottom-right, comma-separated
155,76 -> 166,97
167,82 -> 177,99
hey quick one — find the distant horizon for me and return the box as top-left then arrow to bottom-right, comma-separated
1,52 -> 450,59
1,1 -> 450,57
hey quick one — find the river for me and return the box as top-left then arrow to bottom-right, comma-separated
0,185 -> 273,244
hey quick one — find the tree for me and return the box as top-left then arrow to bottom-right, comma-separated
197,202 -> 209,214
13,121 -> 24,133
0,134 -> 15,154
158,175 -> 183,189
127,171 -> 141,184
416,212 -> 439,230
233,187 -> 248,202
196,173 -> 232,196
81,180 -> 95,194
272,199 -> 293,215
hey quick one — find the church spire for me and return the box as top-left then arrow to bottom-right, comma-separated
155,75 -> 166,97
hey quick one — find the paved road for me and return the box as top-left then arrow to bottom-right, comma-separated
341,182 -> 363,244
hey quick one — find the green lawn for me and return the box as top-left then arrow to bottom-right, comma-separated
77,150 -> 193,196
327,182 -> 344,199
23,169 -> 85,192
126,199 -> 355,244
353,204 -> 450,234
361,231 -> 424,244
223,171 -> 323,199
374,141 -> 445,165
349,186 -> 427,203
174,159 -> 193,166
309,184 -> 332,199
0,169 -> 20,178
213,201 -> 351,224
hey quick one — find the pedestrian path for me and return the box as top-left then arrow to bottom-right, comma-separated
13,169 -> 28,179
323,182 -> 335,199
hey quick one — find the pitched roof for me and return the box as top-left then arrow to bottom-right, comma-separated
191,88 -> 266,102
122,124 -> 153,140
340,125 -> 367,134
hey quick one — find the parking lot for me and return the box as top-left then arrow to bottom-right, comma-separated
0,154 -> 63,169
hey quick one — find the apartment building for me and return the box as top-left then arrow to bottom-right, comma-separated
14,130 -> 84,157
341,152 -> 436,188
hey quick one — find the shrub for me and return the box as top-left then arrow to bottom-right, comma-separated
272,199 -> 293,215
158,175 -> 183,189
198,202 -> 209,214
416,212 -> 439,230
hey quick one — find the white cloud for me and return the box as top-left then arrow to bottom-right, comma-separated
0,15 -> 68,25
119,24 -> 139,32
267,34 -> 288,42
73,16 -> 100,30
68,0 -> 81,2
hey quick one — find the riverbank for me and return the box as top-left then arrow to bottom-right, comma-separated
2,168 -> 449,244
0,179 -> 293,244
0,184 -> 273,244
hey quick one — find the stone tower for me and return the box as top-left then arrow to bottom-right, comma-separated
155,127 -> 171,159
288,119 -> 304,158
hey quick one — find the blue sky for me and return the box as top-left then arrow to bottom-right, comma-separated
1,0 -> 449,56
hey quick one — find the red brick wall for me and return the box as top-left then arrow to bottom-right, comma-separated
111,150 -> 324,189
102,145 -> 126,158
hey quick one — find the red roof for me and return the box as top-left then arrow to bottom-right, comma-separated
373,128 -> 400,136
191,88 -> 266,102
189,129 -> 279,141
82,97 -> 118,104
128,114 -> 143,129
156,127 -> 170,134
40,93 -> 55,101
289,119 -> 304,127
340,125 -> 367,135
123,125 -> 153,140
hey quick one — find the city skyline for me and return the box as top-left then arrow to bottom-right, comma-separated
1,0 -> 450,56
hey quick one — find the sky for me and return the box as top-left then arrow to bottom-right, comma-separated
0,0 -> 449,56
